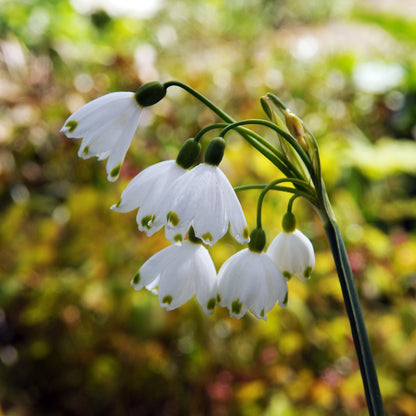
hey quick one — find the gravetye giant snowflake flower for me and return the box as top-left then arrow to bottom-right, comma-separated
111,160 -> 187,235
160,138 -> 249,246
217,229 -> 288,320
61,82 -> 166,181
131,233 -> 217,314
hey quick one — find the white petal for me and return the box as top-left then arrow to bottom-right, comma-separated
61,92 -> 137,137
61,92 -> 142,182
267,229 -> 315,280
217,168 -> 249,244
192,245 -> 217,314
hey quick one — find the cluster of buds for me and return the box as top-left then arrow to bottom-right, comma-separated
61,81 -> 317,320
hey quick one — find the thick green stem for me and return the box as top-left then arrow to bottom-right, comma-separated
324,219 -> 385,416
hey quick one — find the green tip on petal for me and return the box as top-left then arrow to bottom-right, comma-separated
132,271 -> 140,285
231,299 -> 242,315
141,215 -> 155,229
207,298 -> 216,311
260,309 -> 265,317
110,164 -> 121,178
82,145 -> 89,155
167,211 -> 180,226
283,271 -> 292,280
282,291 -> 289,306
115,200 -> 121,208
202,232 -> 213,243
162,295 -> 173,305
65,120 -> 78,133
173,234 -> 183,243
304,266 -> 312,279
216,294 -> 221,303
243,227 -> 249,240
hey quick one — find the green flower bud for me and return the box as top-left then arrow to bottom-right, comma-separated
282,211 -> 296,233
248,227 -> 266,252
176,139 -> 201,169
204,137 -> 225,166
135,81 -> 166,107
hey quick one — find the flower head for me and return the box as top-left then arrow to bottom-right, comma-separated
131,239 -> 217,314
111,160 -> 187,236
217,248 -> 288,320
267,229 -> 315,280
61,92 -> 142,181
160,163 -> 249,246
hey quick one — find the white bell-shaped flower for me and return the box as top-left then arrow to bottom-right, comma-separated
111,160 -> 187,236
160,163 -> 249,246
61,92 -> 142,181
217,240 -> 288,320
131,238 -> 217,314
267,229 -> 315,281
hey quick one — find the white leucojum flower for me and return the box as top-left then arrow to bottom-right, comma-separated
111,160 -> 187,235
160,163 -> 249,246
131,239 -> 217,314
61,92 -> 143,181
217,248 -> 288,320
267,229 -> 315,280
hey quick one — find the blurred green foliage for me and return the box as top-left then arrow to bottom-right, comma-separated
1,0 -> 416,415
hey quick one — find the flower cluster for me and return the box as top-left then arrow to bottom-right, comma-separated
62,81 -> 315,320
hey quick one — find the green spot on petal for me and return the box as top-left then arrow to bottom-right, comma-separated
260,309 -> 265,317
65,120 -> 78,133
282,291 -> 288,305
82,145 -> 89,155
115,200 -> 121,208
162,295 -> 173,305
243,227 -> 249,240
173,234 -> 183,243
231,299 -> 242,315
110,164 -> 121,178
202,232 -> 213,243
283,271 -> 292,280
167,211 -> 179,226
207,298 -> 216,311
216,294 -> 221,303
304,266 -> 312,279
141,215 -> 155,229
132,271 -> 140,285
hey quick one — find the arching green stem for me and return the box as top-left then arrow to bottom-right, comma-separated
194,123 -> 228,143
219,119 -> 313,179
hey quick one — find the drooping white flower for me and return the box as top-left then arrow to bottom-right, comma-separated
111,160 -> 187,236
217,248 -> 288,320
131,239 -> 217,314
61,92 -> 142,181
267,229 -> 315,281
61,81 -> 166,182
160,163 -> 249,246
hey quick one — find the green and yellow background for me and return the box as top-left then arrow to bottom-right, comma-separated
1,0 -> 416,414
